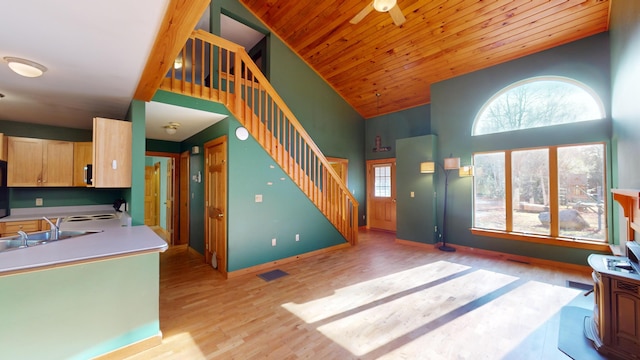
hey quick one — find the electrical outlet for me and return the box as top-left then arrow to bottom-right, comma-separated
271,238 -> 276,246
256,194 -> 263,203
410,191 -> 415,198
295,234 -> 300,241
35,198 -> 43,206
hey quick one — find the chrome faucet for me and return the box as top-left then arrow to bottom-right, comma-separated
42,216 -> 61,240
17,230 -> 29,248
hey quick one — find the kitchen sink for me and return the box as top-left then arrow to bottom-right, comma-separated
0,229 -> 103,253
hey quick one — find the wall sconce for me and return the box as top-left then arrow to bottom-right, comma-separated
191,146 -> 200,155
192,171 -> 201,183
459,165 -> 474,177
420,155 -> 461,253
164,122 -> 180,135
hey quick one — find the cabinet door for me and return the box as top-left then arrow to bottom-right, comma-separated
0,133 -> 7,162
73,142 -> 93,186
43,140 -> 74,187
92,117 -> 132,188
7,137 -> 43,186
3,220 -> 40,236
612,279 -> 640,354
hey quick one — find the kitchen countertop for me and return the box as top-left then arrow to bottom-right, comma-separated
0,206 -> 168,276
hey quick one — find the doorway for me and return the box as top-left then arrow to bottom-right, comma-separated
204,136 -> 227,275
366,159 -> 397,232
145,151 -> 181,245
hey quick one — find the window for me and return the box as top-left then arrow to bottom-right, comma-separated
473,77 -> 605,135
373,165 -> 391,197
473,143 -> 607,243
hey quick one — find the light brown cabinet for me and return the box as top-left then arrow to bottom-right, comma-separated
0,220 -> 41,237
92,117 -> 131,188
73,142 -> 92,187
0,133 -> 7,161
7,137 -> 74,187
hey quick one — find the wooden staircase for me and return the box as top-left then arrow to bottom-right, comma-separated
160,30 -> 358,245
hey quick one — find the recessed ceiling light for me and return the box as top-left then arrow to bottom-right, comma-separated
3,57 -> 47,78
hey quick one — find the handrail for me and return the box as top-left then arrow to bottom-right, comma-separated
160,30 -> 359,245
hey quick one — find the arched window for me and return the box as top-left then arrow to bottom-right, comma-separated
472,77 -> 605,136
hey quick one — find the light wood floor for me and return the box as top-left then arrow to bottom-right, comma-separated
127,230 -> 595,360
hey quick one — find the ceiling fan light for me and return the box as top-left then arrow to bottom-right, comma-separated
3,57 -> 47,78
373,0 -> 397,12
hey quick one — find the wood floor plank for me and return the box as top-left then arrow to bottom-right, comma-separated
126,230 -> 593,359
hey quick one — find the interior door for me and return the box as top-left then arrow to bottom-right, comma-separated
367,159 -> 397,231
165,158 -> 175,245
178,151 -> 190,246
144,166 -> 158,226
204,137 -> 227,275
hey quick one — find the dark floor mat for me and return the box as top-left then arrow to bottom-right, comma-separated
257,269 -> 289,282
558,306 -> 607,360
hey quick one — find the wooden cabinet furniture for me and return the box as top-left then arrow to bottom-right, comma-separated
73,142 -> 92,187
0,220 -> 41,237
0,133 -> 7,161
92,117 -> 131,188
7,137 -> 74,187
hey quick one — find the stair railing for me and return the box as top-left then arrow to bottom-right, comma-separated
160,30 -> 359,244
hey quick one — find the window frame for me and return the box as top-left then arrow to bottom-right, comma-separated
471,142 -> 609,252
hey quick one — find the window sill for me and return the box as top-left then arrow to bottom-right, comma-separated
470,228 -> 611,252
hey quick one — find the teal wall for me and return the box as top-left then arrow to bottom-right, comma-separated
150,90 -> 346,271
127,101 -> 145,225
610,0 -> 640,243
211,0 -> 366,224
146,139 -> 181,153
0,120 -> 124,209
0,253 -> 160,359
396,135 -> 437,244
429,33 -> 612,265
365,104 -> 431,160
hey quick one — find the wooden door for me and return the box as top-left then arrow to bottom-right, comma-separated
144,166 -> 158,226
165,158 -> 175,245
92,117 -> 132,188
366,159 -> 397,232
178,151 -> 190,245
43,140 -> 74,186
7,137 -> 43,186
204,137 -> 227,275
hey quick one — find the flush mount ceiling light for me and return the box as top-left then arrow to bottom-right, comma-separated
3,57 -> 47,78
373,0 -> 396,12
164,122 -> 180,135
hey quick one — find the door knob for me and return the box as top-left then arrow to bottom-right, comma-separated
217,213 -> 224,218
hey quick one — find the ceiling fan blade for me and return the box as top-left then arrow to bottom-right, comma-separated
389,4 -> 406,26
350,2 -> 374,24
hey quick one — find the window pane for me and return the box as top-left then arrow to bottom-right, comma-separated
557,144 -> 606,241
473,152 -> 505,230
473,78 -> 605,135
374,165 -> 391,197
512,149 -> 549,235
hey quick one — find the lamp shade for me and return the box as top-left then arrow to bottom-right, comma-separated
420,161 -> 435,174
373,0 -> 397,12
443,157 -> 460,170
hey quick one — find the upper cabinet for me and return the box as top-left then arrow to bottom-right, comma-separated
92,117 -> 132,188
73,142 -> 92,187
7,137 -> 74,187
0,133 -> 7,161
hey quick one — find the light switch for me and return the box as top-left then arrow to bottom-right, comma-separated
410,191 -> 415,198
255,194 -> 263,203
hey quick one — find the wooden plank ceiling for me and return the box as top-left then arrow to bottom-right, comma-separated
239,0 -> 610,118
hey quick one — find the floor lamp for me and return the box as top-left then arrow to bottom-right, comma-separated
421,157 -> 473,252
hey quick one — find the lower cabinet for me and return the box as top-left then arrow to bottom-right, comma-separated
0,220 -> 41,237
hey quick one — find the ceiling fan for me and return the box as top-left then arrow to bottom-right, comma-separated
350,0 -> 406,26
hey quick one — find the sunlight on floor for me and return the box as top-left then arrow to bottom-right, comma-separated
282,261 -> 583,358
282,261 -> 471,324
158,332 -> 206,359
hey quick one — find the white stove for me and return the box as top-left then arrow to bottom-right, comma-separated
64,213 -> 118,222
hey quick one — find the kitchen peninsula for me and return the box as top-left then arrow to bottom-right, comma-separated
0,206 -> 168,360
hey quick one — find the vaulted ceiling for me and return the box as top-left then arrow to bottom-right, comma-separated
239,0 -> 611,118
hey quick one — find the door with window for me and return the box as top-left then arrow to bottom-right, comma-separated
367,159 -> 397,231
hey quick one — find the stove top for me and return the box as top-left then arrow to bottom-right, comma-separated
64,214 -> 118,222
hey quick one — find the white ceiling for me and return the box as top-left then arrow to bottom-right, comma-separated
0,1 -> 248,142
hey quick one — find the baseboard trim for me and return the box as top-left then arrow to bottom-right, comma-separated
395,238 -> 592,274
227,242 -> 351,279
94,332 -> 162,360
